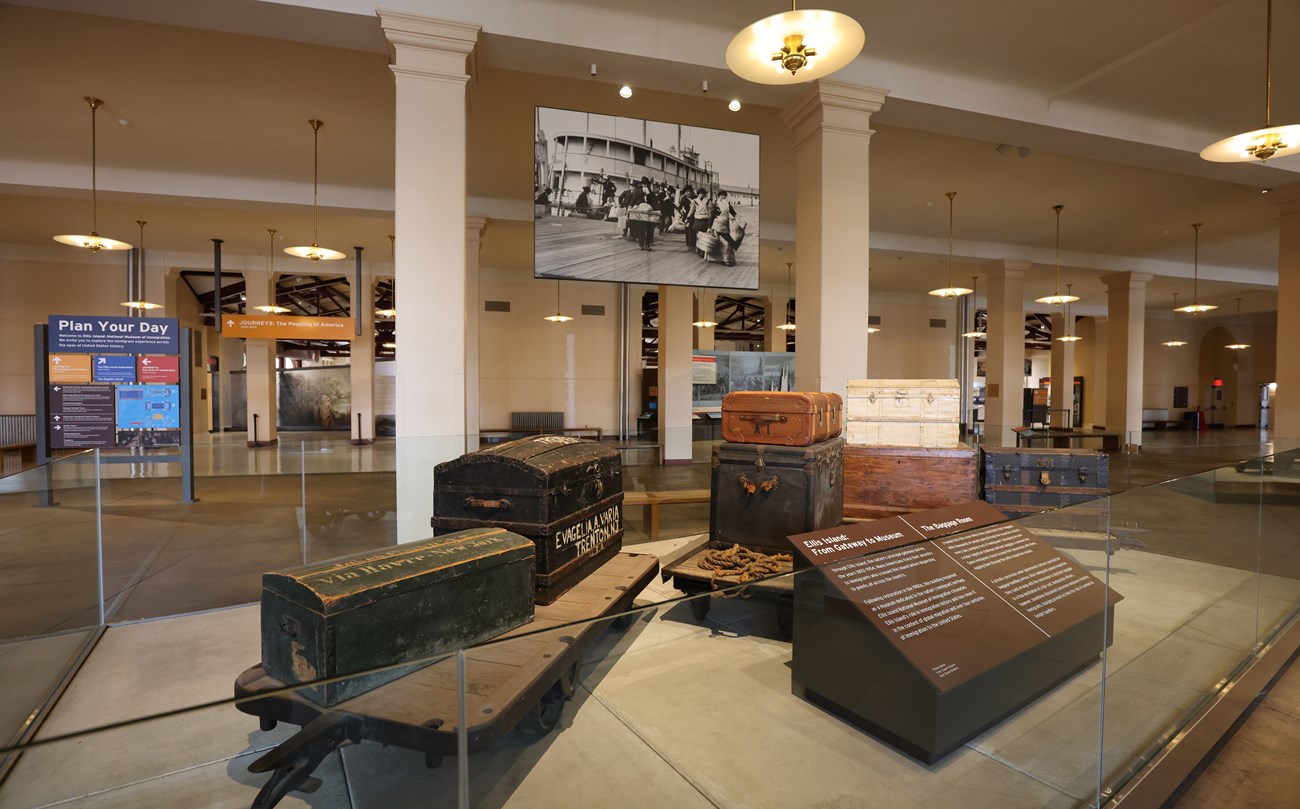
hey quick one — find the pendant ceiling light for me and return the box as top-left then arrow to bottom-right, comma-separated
285,119 -> 345,262
377,233 -> 397,319
120,220 -> 160,310
544,279 -> 573,323
1056,285 -> 1082,342
254,229 -> 291,313
1036,205 -> 1078,306
55,97 -> 132,252
929,192 -> 973,298
692,289 -> 717,328
1174,223 -> 1217,313
961,276 -> 986,338
1225,297 -> 1251,350
725,1 -> 865,85
1162,294 -> 1189,347
777,262 -> 797,330
1201,0 -> 1300,162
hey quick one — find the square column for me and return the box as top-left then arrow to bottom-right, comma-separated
242,267 -> 278,447
1049,312 -> 1076,428
380,11 -> 480,541
781,80 -> 888,398
465,217 -> 487,451
1102,271 -> 1153,448
658,285 -> 693,463
350,256 -> 376,446
1274,186 -> 1300,438
983,261 -> 1028,445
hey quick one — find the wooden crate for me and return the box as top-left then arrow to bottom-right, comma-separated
261,528 -> 535,706
842,445 -> 979,519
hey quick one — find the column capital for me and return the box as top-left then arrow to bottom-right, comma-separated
466,215 -> 488,246
1100,271 -> 1154,290
983,259 -> 1030,281
378,10 -> 480,82
781,79 -> 889,150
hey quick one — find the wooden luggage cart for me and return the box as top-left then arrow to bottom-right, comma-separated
233,552 -> 658,809
661,540 -> 795,639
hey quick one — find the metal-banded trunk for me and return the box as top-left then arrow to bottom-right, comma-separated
721,391 -> 843,446
981,447 -> 1110,516
261,527 -> 535,706
711,438 -> 845,552
432,435 -> 624,604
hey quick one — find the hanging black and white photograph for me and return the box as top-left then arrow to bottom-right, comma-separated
533,106 -> 760,290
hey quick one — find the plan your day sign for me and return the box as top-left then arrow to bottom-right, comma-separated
49,315 -> 180,354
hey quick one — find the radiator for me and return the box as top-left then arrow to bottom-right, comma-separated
511,411 -> 564,432
0,415 -> 36,446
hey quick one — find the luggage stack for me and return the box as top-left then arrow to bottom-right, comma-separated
981,446 -> 1110,518
841,379 -> 979,519
432,435 -> 624,605
711,392 -> 845,552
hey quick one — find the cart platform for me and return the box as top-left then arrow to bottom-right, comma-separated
234,552 -> 659,809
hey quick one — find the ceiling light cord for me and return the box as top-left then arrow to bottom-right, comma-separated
1193,222 -> 1200,302
1054,204 -> 1063,296
946,191 -> 956,287
310,119 -> 322,247
1265,0 -> 1273,128
89,97 -> 99,235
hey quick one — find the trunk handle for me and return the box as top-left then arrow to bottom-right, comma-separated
737,413 -> 788,435
463,497 -> 512,510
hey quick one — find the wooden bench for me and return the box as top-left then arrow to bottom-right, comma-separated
623,488 -> 710,540
0,442 -> 37,466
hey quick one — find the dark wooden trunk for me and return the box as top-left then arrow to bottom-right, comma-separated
982,447 -> 1110,516
842,445 -> 979,519
261,527 -> 535,706
710,438 -> 844,552
721,391 -> 843,446
432,436 -> 623,604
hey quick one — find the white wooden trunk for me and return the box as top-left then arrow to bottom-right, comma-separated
845,420 -> 961,448
845,379 -> 962,447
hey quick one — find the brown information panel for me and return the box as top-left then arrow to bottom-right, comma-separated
789,501 -> 1121,691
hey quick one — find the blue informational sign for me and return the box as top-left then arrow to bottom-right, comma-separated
49,315 -> 180,355
116,384 -> 181,430
93,355 -> 137,383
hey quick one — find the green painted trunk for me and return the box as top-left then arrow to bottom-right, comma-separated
260,527 -> 534,706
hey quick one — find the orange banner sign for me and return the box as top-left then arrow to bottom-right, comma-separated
49,353 -> 92,383
222,315 -> 355,341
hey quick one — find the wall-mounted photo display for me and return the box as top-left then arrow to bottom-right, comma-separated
533,106 -> 760,290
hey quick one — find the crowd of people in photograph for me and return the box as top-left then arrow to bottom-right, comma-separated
536,172 -> 748,266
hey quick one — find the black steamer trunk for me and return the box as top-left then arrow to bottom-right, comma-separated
710,438 -> 845,553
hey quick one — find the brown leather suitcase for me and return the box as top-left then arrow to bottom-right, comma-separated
721,391 -> 843,446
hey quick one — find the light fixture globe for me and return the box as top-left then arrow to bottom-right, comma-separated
285,119 -> 346,262
726,5 -> 865,85
1162,339 -> 1189,347
1202,0 -> 1300,163
55,97 -> 132,252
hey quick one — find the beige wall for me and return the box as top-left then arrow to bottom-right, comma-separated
866,294 -> 962,379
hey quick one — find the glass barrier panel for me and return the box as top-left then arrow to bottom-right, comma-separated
0,451 -> 104,777
300,436 -> 398,561
1256,449 -> 1300,648
94,440 -> 310,624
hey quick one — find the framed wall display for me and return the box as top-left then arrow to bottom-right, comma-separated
1173,386 -> 1189,408
533,106 -> 760,290
1073,376 -> 1085,428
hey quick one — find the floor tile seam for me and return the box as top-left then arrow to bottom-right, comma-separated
20,750 -> 262,808
574,684 -> 725,809
956,745 -> 1087,802
1259,702 -> 1300,723
1102,597 -> 1270,680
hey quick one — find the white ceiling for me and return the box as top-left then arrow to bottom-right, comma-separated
3,0 -> 1298,318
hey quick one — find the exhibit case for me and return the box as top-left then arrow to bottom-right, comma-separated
2,438 -> 1300,809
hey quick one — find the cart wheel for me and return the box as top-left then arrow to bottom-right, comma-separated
518,661 -> 580,738
688,595 -> 710,622
259,716 -> 278,732
776,606 -> 794,640
307,508 -> 342,538
357,509 -> 386,523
